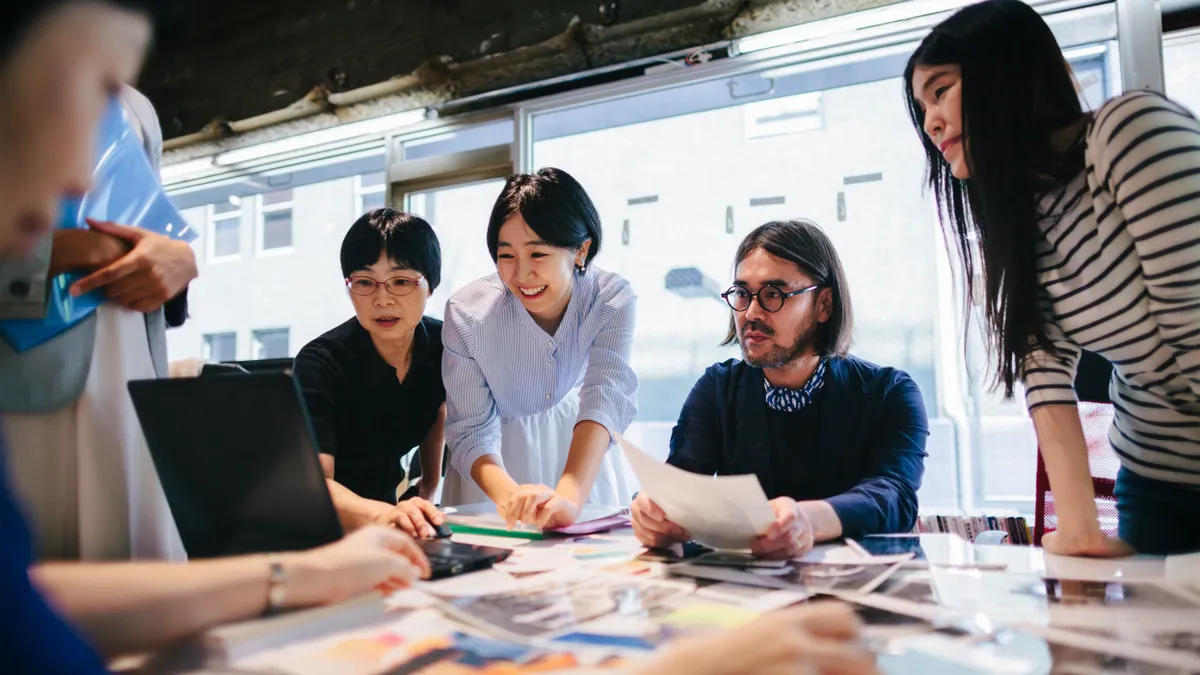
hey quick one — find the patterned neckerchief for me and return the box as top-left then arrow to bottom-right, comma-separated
763,359 -> 828,413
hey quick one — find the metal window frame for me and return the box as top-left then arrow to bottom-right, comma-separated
205,203 -> 243,263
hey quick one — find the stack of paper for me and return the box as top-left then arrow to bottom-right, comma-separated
618,438 -> 775,550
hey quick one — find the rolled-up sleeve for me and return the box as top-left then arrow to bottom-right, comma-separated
825,372 -> 928,536
443,300 -> 501,477
0,233 -> 52,320
576,286 -> 638,440
1022,288 -> 1082,412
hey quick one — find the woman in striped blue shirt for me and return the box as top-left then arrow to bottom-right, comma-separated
906,0 -> 1200,555
442,168 -> 638,528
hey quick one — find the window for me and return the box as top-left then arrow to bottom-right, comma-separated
207,198 -> 242,261
202,332 -> 237,362
527,25 -> 1119,513
1164,28 -> 1200,117
258,189 -> 294,254
165,155 -> 386,369
406,179 -> 508,319
252,328 -> 290,359
356,171 -> 387,215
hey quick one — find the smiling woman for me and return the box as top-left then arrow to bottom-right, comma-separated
442,168 -> 639,528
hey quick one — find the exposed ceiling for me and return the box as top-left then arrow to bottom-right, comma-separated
138,0 -> 903,151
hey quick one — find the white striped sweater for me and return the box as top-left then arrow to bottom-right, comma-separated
1025,90 -> 1200,484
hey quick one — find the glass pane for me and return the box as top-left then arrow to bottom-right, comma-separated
252,329 -> 290,359
213,219 -> 240,258
359,171 -> 386,189
402,119 -> 514,161
406,179 -> 507,320
360,191 -> 387,215
262,189 -> 293,206
167,155 -> 387,369
203,332 -> 237,362
1164,30 -> 1200,116
530,40 -> 1119,513
262,210 -> 293,250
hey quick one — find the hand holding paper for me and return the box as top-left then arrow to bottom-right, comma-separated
618,437 -> 775,551
751,497 -> 816,560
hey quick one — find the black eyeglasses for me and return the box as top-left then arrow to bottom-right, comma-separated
345,274 -> 425,297
721,284 -> 820,313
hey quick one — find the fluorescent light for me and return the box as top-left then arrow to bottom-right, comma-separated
733,0 -> 977,54
215,109 -> 427,166
160,157 -> 215,182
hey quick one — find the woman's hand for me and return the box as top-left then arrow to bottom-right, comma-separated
499,484 -> 580,530
287,526 -> 432,607
1042,528 -> 1134,558
373,497 -> 444,539
638,602 -> 878,675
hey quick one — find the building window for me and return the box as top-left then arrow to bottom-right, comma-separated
252,328 -> 290,359
356,171 -> 387,215
207,199 -> 241,261
258,189 -> 294,254
202,332 -> 237,362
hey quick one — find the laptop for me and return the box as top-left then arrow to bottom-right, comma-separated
127,373 -> 510,579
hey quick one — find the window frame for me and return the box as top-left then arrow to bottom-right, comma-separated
355,172 -> 388,215
205,202 -> 243,264
256,190 -> 295,257
202,331 -> 238,363
251,327 -> 291,360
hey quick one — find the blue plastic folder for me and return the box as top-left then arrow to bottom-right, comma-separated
0,97 -> 199,352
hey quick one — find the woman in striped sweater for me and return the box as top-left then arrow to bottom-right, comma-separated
905,0 -> 1200,555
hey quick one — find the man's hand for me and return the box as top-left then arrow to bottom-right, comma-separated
373,497 -> 444,539
751,497 -> 814,560
49,229 -> 128,277
69,218 -> 197,313
631,492 -> 689,549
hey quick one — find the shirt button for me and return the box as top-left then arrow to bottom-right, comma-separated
8,279 -> 30,298
545,394 -> 551,399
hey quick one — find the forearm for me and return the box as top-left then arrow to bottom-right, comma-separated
470,455 -> 519,504
800,501 -> 844,542
327,479 -> 389,530
32,554 -> 303,657
419,443 -> 444,499
555,421 -> 610,506
1031,404 -> 1099,534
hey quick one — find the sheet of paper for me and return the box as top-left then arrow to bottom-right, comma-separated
658,603 -> 760,629
618,437 -> 775,550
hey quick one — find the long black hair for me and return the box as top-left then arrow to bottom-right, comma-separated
904,0 -> 1085,397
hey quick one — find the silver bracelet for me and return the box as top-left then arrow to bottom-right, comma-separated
265,553 -> 287,615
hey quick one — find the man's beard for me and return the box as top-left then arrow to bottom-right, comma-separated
740,319 -> 818,369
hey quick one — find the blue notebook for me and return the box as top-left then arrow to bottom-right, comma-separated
0,97 -> 198,352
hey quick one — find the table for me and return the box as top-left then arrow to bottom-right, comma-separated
130,532 -> 1200,675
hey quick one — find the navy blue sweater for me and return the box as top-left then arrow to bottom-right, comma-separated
667,356 -> 928,537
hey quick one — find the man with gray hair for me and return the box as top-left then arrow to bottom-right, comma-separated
0,85 -> 196,561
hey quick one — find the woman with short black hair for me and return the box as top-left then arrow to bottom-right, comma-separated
294,208 -> 448,539
906,0 -> 1200,556
442,168 -> 639,528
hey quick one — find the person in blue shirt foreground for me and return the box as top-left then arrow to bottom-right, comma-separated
0,3 -> 876,673
633,219 -> 929,558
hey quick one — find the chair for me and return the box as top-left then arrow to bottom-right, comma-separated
1032,351 -> 1121,546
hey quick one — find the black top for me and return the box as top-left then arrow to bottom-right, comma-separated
668,356 -> 929,537
292,317 -> 445,504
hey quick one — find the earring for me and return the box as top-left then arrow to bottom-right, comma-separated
576,258 -> 586,274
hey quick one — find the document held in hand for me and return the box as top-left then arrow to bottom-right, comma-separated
618,437 -> 775,550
